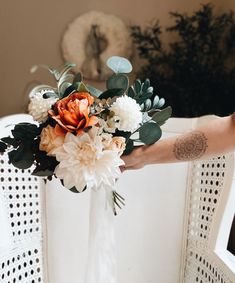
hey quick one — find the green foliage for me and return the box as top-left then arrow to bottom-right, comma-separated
107,74 -> 129,91
151,106 -> 172,126
106,56 -> 133,74
131,3 -> 235,117
139,122 -> 162,144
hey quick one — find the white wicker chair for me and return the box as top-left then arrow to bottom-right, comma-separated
180,116 -> 235,283
0,114 -> 47,283
0,114 -> 234,283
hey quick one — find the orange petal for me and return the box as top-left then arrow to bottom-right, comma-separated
54,124 -> 66,136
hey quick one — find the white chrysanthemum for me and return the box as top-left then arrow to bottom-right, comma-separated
52,129 -> 124,192
109,96 -> 142,132
28,90 -> 58,123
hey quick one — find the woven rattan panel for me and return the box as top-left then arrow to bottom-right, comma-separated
0,152 -> 45,283
183,155 -> 234,283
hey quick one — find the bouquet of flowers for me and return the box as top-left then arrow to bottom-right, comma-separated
0,56 -> 171,214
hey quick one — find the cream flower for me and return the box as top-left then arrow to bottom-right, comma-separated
105,137 -> 126,155
53,129 -> 124,192
28,89 -> 58,123
39,125 -> 65,156
109,96 -> 142,132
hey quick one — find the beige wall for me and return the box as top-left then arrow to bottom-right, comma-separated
0,0 -> 234,117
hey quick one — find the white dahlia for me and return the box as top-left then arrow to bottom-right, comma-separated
52,129 -> 124,192
109,96 -> 142,132
28,89 -> 58,123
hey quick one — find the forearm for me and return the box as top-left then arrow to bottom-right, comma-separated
142,115 -> 235,165
122,114 -> 235,169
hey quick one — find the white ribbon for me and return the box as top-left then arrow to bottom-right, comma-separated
85,184 -> 118,283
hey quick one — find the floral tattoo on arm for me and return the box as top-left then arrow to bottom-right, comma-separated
173,131 -> 208,161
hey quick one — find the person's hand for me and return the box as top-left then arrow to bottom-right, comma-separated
121,146 -> 147,171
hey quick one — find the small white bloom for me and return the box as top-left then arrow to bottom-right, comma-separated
109,96 -> 142,132
53,130 -> 124,192
28,89 -> 58,123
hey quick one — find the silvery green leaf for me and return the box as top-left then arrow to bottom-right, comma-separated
58,74 -> 74,88
58,63 -> 76,80
157,98 -> 165,108
107,74 -> 129,91
147,86 -> 154,93
134,79 -> 142,94
142,79 -> 150,92
145,99 -> 152,111
86,85 -> 102,97
151,106 -> 172,126
59,82 -> 72,96
142,112 -> 151,123
140,103 -> 145,111
153,95 -> 160,107
106,56 -> 132,74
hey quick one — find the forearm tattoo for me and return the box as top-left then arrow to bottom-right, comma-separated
173,131 -> 208,161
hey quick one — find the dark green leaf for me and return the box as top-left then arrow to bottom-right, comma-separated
136,92 -> 153,105
106,74 -> 129,91
62,85 -> 76,98
32,168 -> 54,177
0,141 -> 7,153
12,123 -> 41,140
99,88 -> 125,99
123,139 -> 134,155
127,86 -> 135,98
134,79 -> 142,94
142,79 -> 150,92
42,92 -> 58,99
1,137 -> 19,147
139,122 -> 162,145
72,72 -> 82,84
151,106 -> 172,126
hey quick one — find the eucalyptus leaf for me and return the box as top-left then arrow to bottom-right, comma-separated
157,98 -> 165,108
139,122 -> 162,145
151,106 -> 172,126
144,99 -> 152,111
99,88 -> 125,99
8,145 -> 34,169
106,74 -> 129,91
106,56 -> 132,74
142,79 -> 150,92
86,85 -> 102,97
153,95 -> 160,107
59,82 -> 73,96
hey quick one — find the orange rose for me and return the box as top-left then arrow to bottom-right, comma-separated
49,92 -> 98,136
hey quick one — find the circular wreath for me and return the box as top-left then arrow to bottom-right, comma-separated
61,11 -> 133,81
